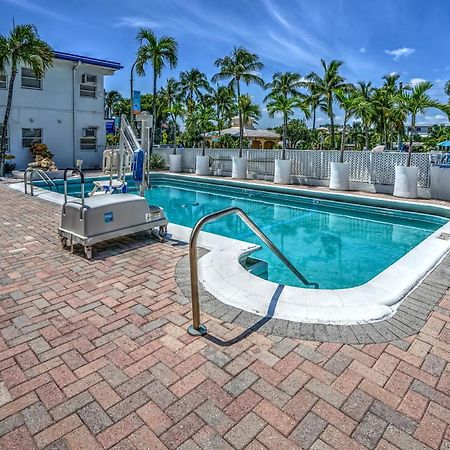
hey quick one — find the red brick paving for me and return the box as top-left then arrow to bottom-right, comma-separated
0,185 -> 449,449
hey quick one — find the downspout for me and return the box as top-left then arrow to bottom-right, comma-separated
72,61 -> 81,166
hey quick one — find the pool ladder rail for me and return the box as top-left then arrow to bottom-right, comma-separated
187,206 -> 319,336
24,168 -> 56,196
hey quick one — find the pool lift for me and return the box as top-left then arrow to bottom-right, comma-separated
93,113 -> 152,196
58,126 -> 168,259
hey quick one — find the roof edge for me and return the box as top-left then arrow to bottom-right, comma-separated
54,51 -> 123,70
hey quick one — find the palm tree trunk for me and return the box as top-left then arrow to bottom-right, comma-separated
364,124 -> 369,150
282,113 -> 287,160
340,115 -> 347,163
407,115 -> 415,167
150,68 -> 157,158
172,114 -> 177,155
202,132 -> 206,156
237,80 -> 243,158
0,68 -> 17,177
329,96 -> 335,150
312,106 -> 316,131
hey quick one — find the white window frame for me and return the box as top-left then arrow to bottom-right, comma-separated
80,127 -> 97,150
21,67 -> 42,90
0,72 -> 6,89
80,74 -> 97,98
22,128 -> 42,147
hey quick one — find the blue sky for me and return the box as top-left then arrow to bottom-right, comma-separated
1,0 -> 450,128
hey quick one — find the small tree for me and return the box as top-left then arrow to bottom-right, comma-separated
0,24 -> 53,176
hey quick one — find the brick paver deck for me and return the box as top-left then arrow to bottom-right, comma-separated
0,184 -> 449,450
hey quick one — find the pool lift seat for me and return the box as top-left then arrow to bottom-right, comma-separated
58,168 -> 168,259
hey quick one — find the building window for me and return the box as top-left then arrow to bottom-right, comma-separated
22,128 -> 42,147
0,72 -> 6,89
81,127 -> 97,150
80,74 -> 97,98
21,67 -> 42,89
0,124 -> 8,151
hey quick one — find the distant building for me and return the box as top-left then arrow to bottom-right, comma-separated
206,117 -> 280,149
405,124 -> 434,137
0,51 -> 122,169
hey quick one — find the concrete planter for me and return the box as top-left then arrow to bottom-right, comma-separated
430,165 -> 450,201
195,155 -> 210,176
169,154 -> 182,173
232,157 -> 247,179
274,159 -> 292,184
329,162 -> 349,190
393,166 -> 418,198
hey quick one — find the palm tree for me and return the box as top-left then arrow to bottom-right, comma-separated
266,94 -> 310,159
207,85 -> 235,139
179,68 -> 210,115
212,46 -> 265,156
135,28 -> 178,157
167,101 -> 185,153
306,86 -> 326,131
0,24 -> 53,176
105,90 -> 122,118
191,103 -> 216,154
265,72 -> 303,100
445,80 -> 450,101
400,81 -> 446,166
306,59 -> 350,150
239,94 -> 262,128
335,88 -> 359,161
354,81 -> 375,150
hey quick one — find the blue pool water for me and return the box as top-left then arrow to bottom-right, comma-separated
39,176 -> 447,289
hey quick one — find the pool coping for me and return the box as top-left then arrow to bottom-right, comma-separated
10,175 -> 450,327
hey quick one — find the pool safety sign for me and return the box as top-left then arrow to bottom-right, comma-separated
104,212 -> 114,223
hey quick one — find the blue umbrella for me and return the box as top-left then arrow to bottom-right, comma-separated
437,140 -> 450,148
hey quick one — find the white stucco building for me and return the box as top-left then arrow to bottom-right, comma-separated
0,51 -> 122,170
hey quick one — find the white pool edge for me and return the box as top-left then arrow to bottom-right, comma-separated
10,179 -> 450,325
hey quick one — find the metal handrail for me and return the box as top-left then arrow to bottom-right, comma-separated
187,206 -> 319,336
24,168 -> 56,196
62,168 -> 85,217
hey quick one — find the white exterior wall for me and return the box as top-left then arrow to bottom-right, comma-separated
0,58 -> 118,169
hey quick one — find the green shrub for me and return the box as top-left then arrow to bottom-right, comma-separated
29,143 -> 53,159
148,154 -> 166,170
106,134 -> 119,146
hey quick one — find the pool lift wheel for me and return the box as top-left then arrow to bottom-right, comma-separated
58,168 -> 168,259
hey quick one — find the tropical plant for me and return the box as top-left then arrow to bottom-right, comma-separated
306,59 -> 351,150
168,101 -> 185,153
212,46 -> 265,156
445,80 -> 450,101
335,87 -> 359,161
179,68 -> 210,114
135,28 -> 178,155
207,85 -> 235,139
148,153 -> 166,170
400,81 -> 447,166
4,161 -> 15,174
265,72 -> 303,99
306,85 -> 326,131
190,103 -> 216,154
354,81 -> 375,150
239,94 -> 262,128
105,90 -> 122,118
266,94 -> 309,158
0,24 -> 53,176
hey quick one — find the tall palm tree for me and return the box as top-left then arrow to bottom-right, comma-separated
0,24 -> 53,176
179,68 -> 210,114
266,94 -> 310,159
105,90 -> 122,118
264,72 -> 303,100
212,46 -> 265,156
135,28 -> 178,157
354,81 -> 375,150
306,59 -> 350,150
207,85 -> 235,138
400,81 -> 446,166
239,94 -> 262,128
306,85 -> 326,131
335,87 -> 359,161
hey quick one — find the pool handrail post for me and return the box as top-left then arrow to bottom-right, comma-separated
187,206 -> 319,336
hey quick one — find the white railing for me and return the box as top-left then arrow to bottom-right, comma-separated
151,148 -> 432,188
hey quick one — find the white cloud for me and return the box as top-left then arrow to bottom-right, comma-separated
385,47 -> 415,61
116,17 -> 161,28
359,47 -> 366,54
409,78 -> 427,86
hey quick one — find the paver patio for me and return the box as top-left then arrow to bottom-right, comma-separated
0,183 -> 449,450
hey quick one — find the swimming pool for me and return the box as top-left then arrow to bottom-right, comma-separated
38,174 -> 448,290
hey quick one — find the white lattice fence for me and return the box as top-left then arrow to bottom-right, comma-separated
160,148 -> 431,188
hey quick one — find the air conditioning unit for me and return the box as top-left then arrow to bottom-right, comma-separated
81,74 -> 97,84
83,128 -> 96,137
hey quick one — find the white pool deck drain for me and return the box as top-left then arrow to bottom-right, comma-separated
10,178 -> 450,325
